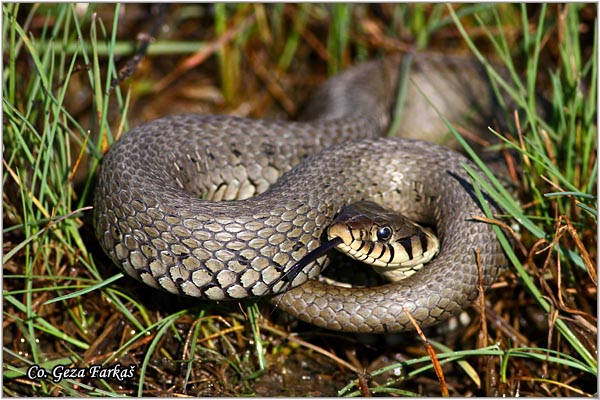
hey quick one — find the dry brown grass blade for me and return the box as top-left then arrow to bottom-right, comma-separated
475,250 -> 489,350
68,130 -> 90,183
471,215 -> 528,257
530,215 -> 597,318
559,216 -> 596,283
403,307 -> 449,397
248,53 -> 297,115
516,376 -> 595,397
356,372 -> 372,397
3,158 -> 49,219
152,14 -> 255,94
539,174 -> 596,223
299,26 -> 331,62
515,109 -> 533,172
361,18 -> 412,52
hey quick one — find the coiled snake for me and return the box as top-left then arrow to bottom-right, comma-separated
94,53 -> 507,333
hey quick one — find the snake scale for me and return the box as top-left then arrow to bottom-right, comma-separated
94,53 -> 507,333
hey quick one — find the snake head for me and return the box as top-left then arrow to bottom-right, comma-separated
327,200 -> 439,281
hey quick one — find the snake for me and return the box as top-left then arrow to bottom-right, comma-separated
93,53 -> 508,333
325,200 -> 440,282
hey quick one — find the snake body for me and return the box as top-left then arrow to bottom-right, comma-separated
94,53 -> 507,333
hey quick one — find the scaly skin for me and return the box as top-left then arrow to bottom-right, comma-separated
93,53 -> 507,333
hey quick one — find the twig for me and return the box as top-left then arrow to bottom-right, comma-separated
403,307 -> 449,397
152,15 -> 255,93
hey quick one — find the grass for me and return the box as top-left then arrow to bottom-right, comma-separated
447,2 -> 597,367
3,3 -> 597,397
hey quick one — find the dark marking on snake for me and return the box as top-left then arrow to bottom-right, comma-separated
399,237 -> 414,259
236,255 -> 250,266
387,243 -> 395,263
419,232 -> 429,254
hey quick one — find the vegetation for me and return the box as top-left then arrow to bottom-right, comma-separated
3,3 -> 596,396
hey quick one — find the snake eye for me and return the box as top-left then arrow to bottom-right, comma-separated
377,226 -> 392,241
